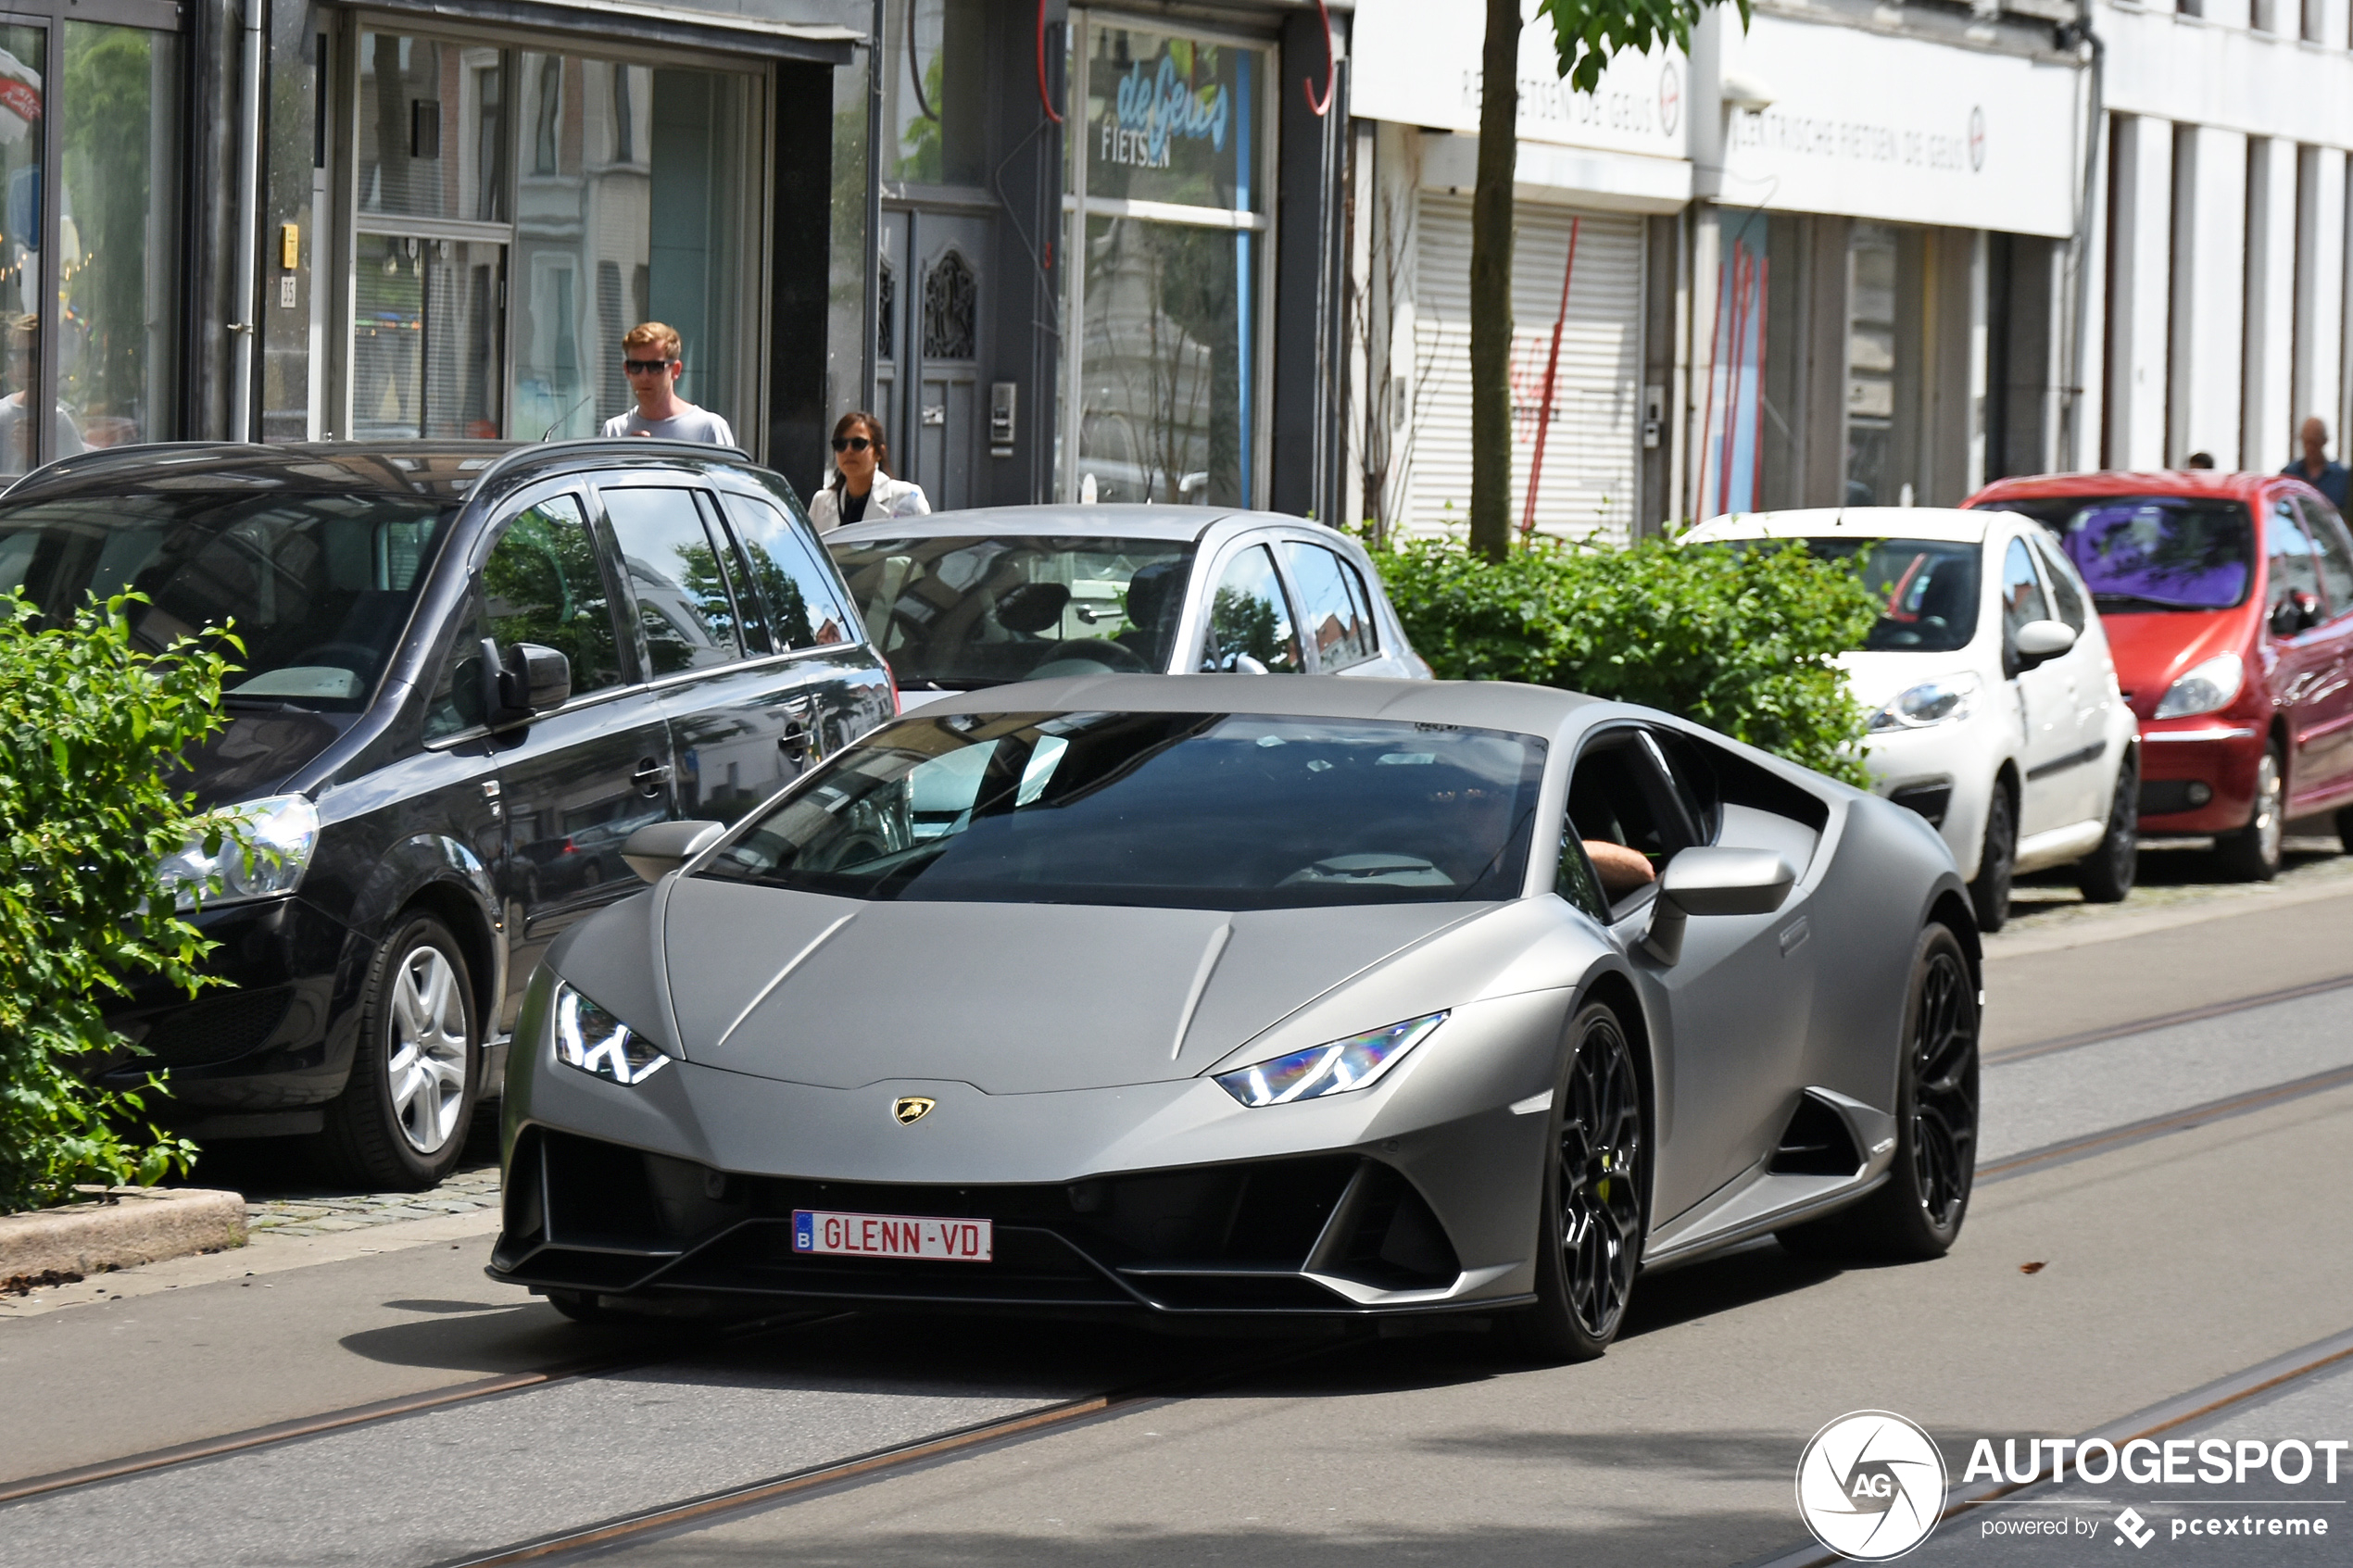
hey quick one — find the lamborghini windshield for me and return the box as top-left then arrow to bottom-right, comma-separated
701,710 -> 1547,909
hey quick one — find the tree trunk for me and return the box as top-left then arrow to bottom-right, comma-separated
1468,0 -> 1519,561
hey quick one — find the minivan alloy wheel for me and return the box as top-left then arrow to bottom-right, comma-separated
388,946 -> 471,1154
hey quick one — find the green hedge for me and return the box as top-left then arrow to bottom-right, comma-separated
1369,533 -> 1879,787
0,595 -> 235,1214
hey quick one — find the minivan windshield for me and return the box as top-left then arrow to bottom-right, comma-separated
1993,496 -> 2255,611
825,535 -> 1197,690
0,492 -> 456,709
699,710 -> 1547,909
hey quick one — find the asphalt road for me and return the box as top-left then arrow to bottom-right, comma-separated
4,883 -> 2350,1567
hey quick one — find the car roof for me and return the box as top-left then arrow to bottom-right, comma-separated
824,503 -> 1316,546
895,672 -> 1596,733
1969,470 -> 2276,505
1684,507 -> 1994,545
0,438 -> 758,509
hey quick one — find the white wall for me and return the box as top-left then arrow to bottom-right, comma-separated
2291,146 -> 2347,450
2108,115 -> 2174,469
2244,136 -> 2299,468
2170,125 -> 2249,466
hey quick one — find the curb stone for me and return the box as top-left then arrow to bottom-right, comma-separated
0,1187 -> 245,1289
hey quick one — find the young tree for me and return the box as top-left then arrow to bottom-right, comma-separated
1466,0 -> 1750,561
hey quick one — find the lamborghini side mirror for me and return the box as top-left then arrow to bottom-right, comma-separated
1641,847 -> 1795,965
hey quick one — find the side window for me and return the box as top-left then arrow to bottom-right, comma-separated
1567,731 -> 1699,913
480,495 -> 627,695
2296,497 -> 2353,618
2028,533 -> 2088,633
602,487 -> 745,674
2268,501 -> 2325,621
1279,541 -> 1378,671
1999,535 -> 2053,646
1199,544 -> 1304,673
1554,821 -> 1608,922
422,593 -> 487,743
718,491 -> 854,651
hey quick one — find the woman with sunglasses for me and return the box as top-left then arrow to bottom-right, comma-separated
807,411 -> 930,531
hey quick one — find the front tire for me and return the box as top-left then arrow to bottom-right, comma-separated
1778,924 -> 1979,1261
2216,744 -> 2284,882
1505,1001 -> 1646,1362
1969,782 -> 2017,933
2074,748 -> 2139,903
313,913 -> 480,1190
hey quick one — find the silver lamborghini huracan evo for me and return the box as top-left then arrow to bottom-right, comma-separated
491,674 -> 1981,1360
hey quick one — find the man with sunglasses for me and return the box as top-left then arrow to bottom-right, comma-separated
601,321 -> 736,445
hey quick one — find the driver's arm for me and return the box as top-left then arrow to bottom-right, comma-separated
1583,839 -> 1656,899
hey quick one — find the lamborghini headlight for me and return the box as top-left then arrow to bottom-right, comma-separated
552,982 -> 670,1085
158,795 -> 321,909
1213,1012 -> 1447,1108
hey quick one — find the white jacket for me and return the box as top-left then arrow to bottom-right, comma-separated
807,472 -> 930,532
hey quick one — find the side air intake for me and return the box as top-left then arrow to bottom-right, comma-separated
1769,1091 -> 1865,1176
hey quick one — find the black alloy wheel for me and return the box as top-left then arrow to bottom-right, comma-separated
2216,744 -> 2284,882
2075,748 -> 2139,903
1969,783 -> 2016,933
1509,1001 -> 1646,1362
311,912 -> 481,1191
1780,924 -> 1979,1261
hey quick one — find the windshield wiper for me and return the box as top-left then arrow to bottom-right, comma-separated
2092,592 -> 2215,612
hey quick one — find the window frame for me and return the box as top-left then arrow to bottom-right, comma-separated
1272,534 -> 1383,673
2294,495 -> 2353,622
593,478 -> 758,680
1193,535 -> 1307,674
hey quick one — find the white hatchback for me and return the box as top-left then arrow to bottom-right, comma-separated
1685,507 -> 2140,931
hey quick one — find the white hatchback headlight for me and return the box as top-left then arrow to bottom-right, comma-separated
1868,673 -> 1982,733
2154,652 -> 2245,720
159,794 -> 321,909
552,982 -> 670,1085
1213,1013 -> 1446,1108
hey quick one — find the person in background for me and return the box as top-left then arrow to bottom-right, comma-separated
2184,452 -> 2216,469
807,410 -> 929,531
602,322 -> 736,445
0,314 -> 82,475
2283,417 -> 2352,512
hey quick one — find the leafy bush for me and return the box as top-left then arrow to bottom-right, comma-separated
1370,532 -> 1879,787
0,594 -> 237,1214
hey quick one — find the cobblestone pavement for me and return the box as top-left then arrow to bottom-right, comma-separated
2001,832 -> 2353,938
238,1163 -> 501,1237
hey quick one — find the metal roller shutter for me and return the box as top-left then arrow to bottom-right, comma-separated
1405,194 -> 1643,543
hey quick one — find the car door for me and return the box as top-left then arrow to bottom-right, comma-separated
1275,536 -> 1395,676
2292,495 -> 2353,803
1997,531 -> 2079,840
711,485 -> 887,780
598,483 -> 806,829
1570,727 -> 1814,1222
2262,496 -> 2339,811
457,488 -> 677,1036
2024,528 -> 2108,828
1193,539 -> 1307,673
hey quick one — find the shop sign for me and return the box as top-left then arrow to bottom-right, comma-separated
1350,0 -> 1687,160
1714,13 -> 2080,237
1086,27 -> 1264,212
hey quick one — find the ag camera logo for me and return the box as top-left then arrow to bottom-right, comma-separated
1796,1411 -> 1949,1561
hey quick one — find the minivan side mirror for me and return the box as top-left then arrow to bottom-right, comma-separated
622,820 -> 725,884
1640,847 -> 1795,965
479,639 -> 572,729
2012,619 -> 2077,669
2270,588 -> 2322,640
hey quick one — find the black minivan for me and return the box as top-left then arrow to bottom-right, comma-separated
0,440 -> 892,1186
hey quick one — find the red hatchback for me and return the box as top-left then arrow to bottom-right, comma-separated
1965,470 -> 2353,879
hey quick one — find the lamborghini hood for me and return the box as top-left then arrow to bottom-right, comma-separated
647,877 -> 1513,1094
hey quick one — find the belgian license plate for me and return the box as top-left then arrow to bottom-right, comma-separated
791,1209 -> 993,1262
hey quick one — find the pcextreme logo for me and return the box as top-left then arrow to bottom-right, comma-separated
1795,1411 -> 1949,1561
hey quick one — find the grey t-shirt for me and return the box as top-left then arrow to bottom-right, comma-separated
601,405 -> 736,445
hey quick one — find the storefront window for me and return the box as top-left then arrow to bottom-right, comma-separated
1846,223 -> 1901,507
884,0 -> 983,186
1063,19 -> 1268,508
0,27 -> 46,473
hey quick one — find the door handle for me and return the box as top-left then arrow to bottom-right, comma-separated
631,757 -> 672,797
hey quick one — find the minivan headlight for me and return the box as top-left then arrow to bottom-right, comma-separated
159,794 -> 321,909
1213,1013 -> 1446,1107
2154,653 -> 2245,720
552,983 -> 670,1085
1868,674 -> 1982,733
